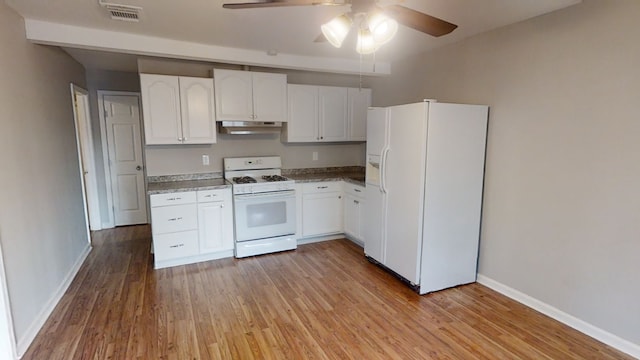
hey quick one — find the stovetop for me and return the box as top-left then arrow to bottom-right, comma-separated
224,157 -> 295,195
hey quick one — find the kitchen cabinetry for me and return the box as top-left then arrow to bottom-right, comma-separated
284,85 -> 370,142
301,182 -> 343,237
343,184 -> 366,245
150,187 -> 233,268
213,69 -> 287,122
140,74 -> 216,145
197,189 -> 234,254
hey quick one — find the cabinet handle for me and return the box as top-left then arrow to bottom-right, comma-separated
205,194 -> 216,198
354,200 -> 359,204
354,188 -> 361,193
169,243 -> 185,249
168,217 -> 183,222
167,197 -> 182,201
317,186 -> 328,189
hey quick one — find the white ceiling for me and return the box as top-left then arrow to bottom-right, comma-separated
7,0 -> 581,74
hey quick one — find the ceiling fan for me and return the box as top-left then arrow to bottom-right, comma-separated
222,0 -> 458,54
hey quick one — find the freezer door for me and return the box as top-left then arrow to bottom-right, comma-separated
363,184 -> 385,263
383,102 -> 429,285
366,108 -> 387,158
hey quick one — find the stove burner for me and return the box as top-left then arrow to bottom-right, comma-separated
233,176 -> 257,184
262,175 -> 288,182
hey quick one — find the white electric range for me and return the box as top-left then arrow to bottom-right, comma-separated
224,156 -> 297,258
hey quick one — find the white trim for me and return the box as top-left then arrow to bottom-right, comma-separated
0,241 -> 18,360
23,19 -> 391,76
154,250 -> 234,270
71,84 -> 102,232
15,245 -> 92,358
477,274 -> 640,359
296,234 -> 344,245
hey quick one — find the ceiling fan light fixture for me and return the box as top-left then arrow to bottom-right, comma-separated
321,14 -> 352,48
356,28 -> 380,55
368,10 -> 398,46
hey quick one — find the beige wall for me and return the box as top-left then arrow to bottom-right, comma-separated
137,57 -> 370,175
0,3 -> 89,355
371,0 -> 639,347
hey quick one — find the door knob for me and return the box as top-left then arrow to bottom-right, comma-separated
136,165 -> 142,171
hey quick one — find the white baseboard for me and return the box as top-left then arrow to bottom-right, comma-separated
477,274 -> 640,359
297,234 -> 343,245
15,245 -> 92,358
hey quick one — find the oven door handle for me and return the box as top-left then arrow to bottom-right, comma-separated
234,190 -> 296,201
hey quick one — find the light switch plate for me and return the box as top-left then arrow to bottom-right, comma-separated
202,155 -> 210,165
312,151 -> 318,161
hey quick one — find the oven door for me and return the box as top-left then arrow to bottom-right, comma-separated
233,190 -> 296,242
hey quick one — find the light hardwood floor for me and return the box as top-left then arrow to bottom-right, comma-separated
23,225 -> 630,359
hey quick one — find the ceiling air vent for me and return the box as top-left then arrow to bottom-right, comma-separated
99,1 -> 142,22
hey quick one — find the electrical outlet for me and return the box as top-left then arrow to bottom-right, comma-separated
202,155 -> 210,165
312,151 -> 318,161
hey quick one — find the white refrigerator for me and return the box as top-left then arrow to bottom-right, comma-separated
364,101 -> 488,295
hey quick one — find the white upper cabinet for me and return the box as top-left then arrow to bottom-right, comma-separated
140,74 -> 216,145
214,69 -> 287,122
284,84 -> 370,143
285,84 -> 318,142
252,72 -> 288,122
180,76 -> 217,144
347,87 -> 372,141
140,74 -> 181,145
319,86 -> 348,142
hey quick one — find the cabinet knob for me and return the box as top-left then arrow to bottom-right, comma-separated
338,196 -> 342,199
136,165 -> 142,171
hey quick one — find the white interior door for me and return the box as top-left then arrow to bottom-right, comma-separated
104,95 -> 148,226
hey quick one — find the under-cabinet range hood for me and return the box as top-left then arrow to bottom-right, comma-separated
218,121 -> 283,135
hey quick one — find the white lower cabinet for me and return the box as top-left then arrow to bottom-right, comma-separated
343,184 -> 366,245
197,189 -> 234,254
301,182 -> 343,237
150,187 -> 233,269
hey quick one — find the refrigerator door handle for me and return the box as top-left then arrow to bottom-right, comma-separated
380,147 -> 390,193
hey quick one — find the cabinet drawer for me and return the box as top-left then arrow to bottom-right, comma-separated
150,192 -> 196,207
153,230 -> 199,261
343,184 -> 365,198
197,188 -> 229,203
151,204 -> 198,234
302,181 -> 342,194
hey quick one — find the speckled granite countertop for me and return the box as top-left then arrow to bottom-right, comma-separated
147,173 -> 231,195
283,167 -> 365,186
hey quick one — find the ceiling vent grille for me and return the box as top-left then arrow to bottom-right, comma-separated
99,2 -> 142,22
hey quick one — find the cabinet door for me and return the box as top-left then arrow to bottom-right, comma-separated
302,191 -> 343,237
253,72 -> 287,122
198,201 -> 233,254
214,69 -> 253,121
286,84 -> 319,142
179,77 -> 217,144
140,74 -> 182,144
347,88 -> 371,141
319,86 -> 348,142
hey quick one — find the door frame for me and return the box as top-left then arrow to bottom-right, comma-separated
98,90 -> 146,228
70,84 -> 101,234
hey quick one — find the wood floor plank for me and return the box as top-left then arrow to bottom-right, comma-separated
21,225 -> 633,359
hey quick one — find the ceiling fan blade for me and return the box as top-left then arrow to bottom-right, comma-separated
383,5 -> 457,37
223,0 -> 342,9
